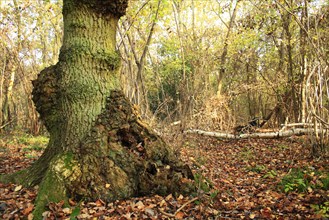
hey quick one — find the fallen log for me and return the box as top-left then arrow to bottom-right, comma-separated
185,128 -> 322,139
280,123 -> 314,127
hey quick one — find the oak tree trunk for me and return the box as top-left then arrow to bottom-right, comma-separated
1,0 -> 193,218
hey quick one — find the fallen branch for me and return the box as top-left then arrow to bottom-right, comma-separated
185,129 -> 236,139
159,197 -> 199,218
280,123 -> 314,127
0,118 -> 15,129
185,128 -> 322,139
170,120 -> 181,126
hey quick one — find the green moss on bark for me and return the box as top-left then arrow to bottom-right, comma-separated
79,0 -> 128,17
33,169 -> 67,218
33,153 -> 81,218
63,152 -> 74,169
61,39 -> 120,70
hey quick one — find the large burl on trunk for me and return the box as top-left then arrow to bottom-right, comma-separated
0,0 -> 193,218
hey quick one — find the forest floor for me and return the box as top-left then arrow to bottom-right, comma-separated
1,132 -> 329,219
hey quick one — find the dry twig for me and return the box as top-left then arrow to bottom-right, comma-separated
159,197 -> 199,218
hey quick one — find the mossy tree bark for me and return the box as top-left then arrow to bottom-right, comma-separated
1,0 -> 193,218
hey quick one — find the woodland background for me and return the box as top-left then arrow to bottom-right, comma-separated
1,0 -> 329,219
0,0 -> 328,153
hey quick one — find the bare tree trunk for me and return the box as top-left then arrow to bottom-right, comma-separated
2,0 -> 21,130
118,0 -> 161,117
172,0 -> 189,131
2,67 -> 15,127
117,25 -> 135,102
135,0 -> 161,117
0,52 -> 6,128
299,0 -> 309,123
283,14 -> 298,122
217,0 -> 239,96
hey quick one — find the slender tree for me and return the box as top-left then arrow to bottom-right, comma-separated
217,0 -> 240,97
1,0 -> 21,130
0,0 -> 193,217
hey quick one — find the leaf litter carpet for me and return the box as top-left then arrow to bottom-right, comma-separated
1,133 -> 328,219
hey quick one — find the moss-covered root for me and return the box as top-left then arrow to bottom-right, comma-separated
33,173 -> 66,219
0,169 -> 28,185
0,144 -> 57,188
32,153 -> 77,219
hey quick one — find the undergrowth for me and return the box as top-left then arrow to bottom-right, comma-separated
279,167 -> 329,193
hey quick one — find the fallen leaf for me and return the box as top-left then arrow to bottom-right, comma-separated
14,185 -> 22,192
165,194 -> 173,201
159,199 -> 166,207
22,204 -> 34,215
180,177 -> 190,183
135,201 -> 145,210
27,213 -> 34,220
175,211 -> 185,219
145,208 -> 155,216
62,207 -> 72,214
69,198 -> 76,206
95,199 -> 105,207
78,213 -> 92,218
89,209 -> 96,214
42,211 -> 50,218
